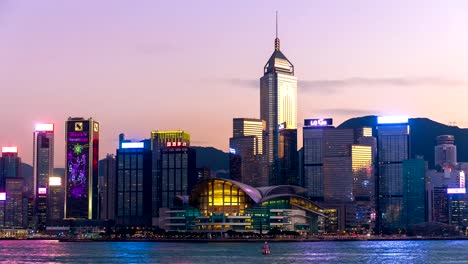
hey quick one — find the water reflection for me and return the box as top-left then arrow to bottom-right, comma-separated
0,240 -> 466,263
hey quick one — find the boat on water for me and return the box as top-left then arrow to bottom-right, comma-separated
262,242 -> 271,255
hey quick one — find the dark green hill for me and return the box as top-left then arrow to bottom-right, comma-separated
338,115 -> 468,168
192,146 -> 229,172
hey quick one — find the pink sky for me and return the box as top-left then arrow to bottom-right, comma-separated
1,0 -> 468,167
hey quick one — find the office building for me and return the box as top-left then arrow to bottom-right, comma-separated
65,117 -> 99,219
33,123 -> 54,230
47,176 -> 64,225
116,137 -> 152,226
229,118 -> 267,187
275,128 -> 298,186
435,135 -> 457,169
260,17 -> 297,184
99,154 -> 116,220
376,116 -> 410,234
302,119 -> 375,233
151,130 -> 196,224
402,158 -> 427,230
302,118 -> 353,201
5,178 -> 25,228
0,147 -> 21,190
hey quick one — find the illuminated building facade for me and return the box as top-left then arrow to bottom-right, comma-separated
151,131 -> 195,224
183,178 -> 324,234
376,116 -> 410,234
260,25 -> 297,185
229,118 -> 267,187
33,123 -> 54,230
116,138 -> 152,226
99,154 -> 116,220
47,176 -> 64,224
65,117 -> 99,219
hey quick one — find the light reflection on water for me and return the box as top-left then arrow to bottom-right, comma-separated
0,240 -> 467,263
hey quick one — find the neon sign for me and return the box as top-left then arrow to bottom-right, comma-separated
0,192 -> 6,201
2,147 -> 17,153
121,142 -> 144,149
38,187 -> 47,195
304,118 -> 333,127
35,123 -> 54,132
67,131 -> 89,199
229,148 -> 236,154
49,177 -> 62,186
377,116 -> 409,124
278,122 -> 286,130
166,142 -> 187,147
447,188 -> 466,194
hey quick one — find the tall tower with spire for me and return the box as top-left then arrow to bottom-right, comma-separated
260,13 -> 298,185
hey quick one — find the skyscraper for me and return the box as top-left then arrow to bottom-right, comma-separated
376,116 -> 410,234
99,154 -> 116,220
229,118 -> 267,187
0,146 -> 21,189
116,138 -> 152,226
151,131 -> 196,225
402,158 -> 426,229
275,128 -> 298,186
302,118 -> 375,233
260,15 -> 297,185
33,123 -> 54,230
65,117 -> 99,219
47,176 -> 64,225
435,135 -> 457,169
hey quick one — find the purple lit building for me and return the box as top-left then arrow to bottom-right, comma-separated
65,117 -> 99,219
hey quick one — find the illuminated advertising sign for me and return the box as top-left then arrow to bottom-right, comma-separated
304,118 -> 333,127
447,188 -> 466,194
229,148 -> 236,154
0,192 -> 6,201
278,122 -> 286,130
49,177 -> 62,186
67,125 -> 89,200
377,116 -> 409,124
38,187 -> 47,195
166,142 -> 187,147
2,146 -> 17,153
121,142 -> 144,149
35,123 -> 54,132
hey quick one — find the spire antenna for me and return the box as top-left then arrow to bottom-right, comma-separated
274,11 -> 280,51
276,11 -> 278,39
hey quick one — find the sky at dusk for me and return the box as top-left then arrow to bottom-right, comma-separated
1,0 -> 468,167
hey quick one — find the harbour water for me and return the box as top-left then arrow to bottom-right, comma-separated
0,240 -> 467,263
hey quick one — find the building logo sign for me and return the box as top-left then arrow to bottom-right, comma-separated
304,118 -> 333,127
447,188 -> 466,194
74,122 -> 83,131
166,142 -> 187,147
278,122 -> 286,130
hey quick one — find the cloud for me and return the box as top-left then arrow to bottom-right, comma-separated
315,108 -> 380,116
300,77 -> 466,90
222,78 -> 257,88
222,77 -> 466,95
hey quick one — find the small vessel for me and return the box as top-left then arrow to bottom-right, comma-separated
262,242 -> 271,255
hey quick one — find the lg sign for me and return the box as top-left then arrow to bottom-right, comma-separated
304,118 -> 333,127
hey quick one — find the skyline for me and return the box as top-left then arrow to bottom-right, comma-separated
1,0 -> 468,166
